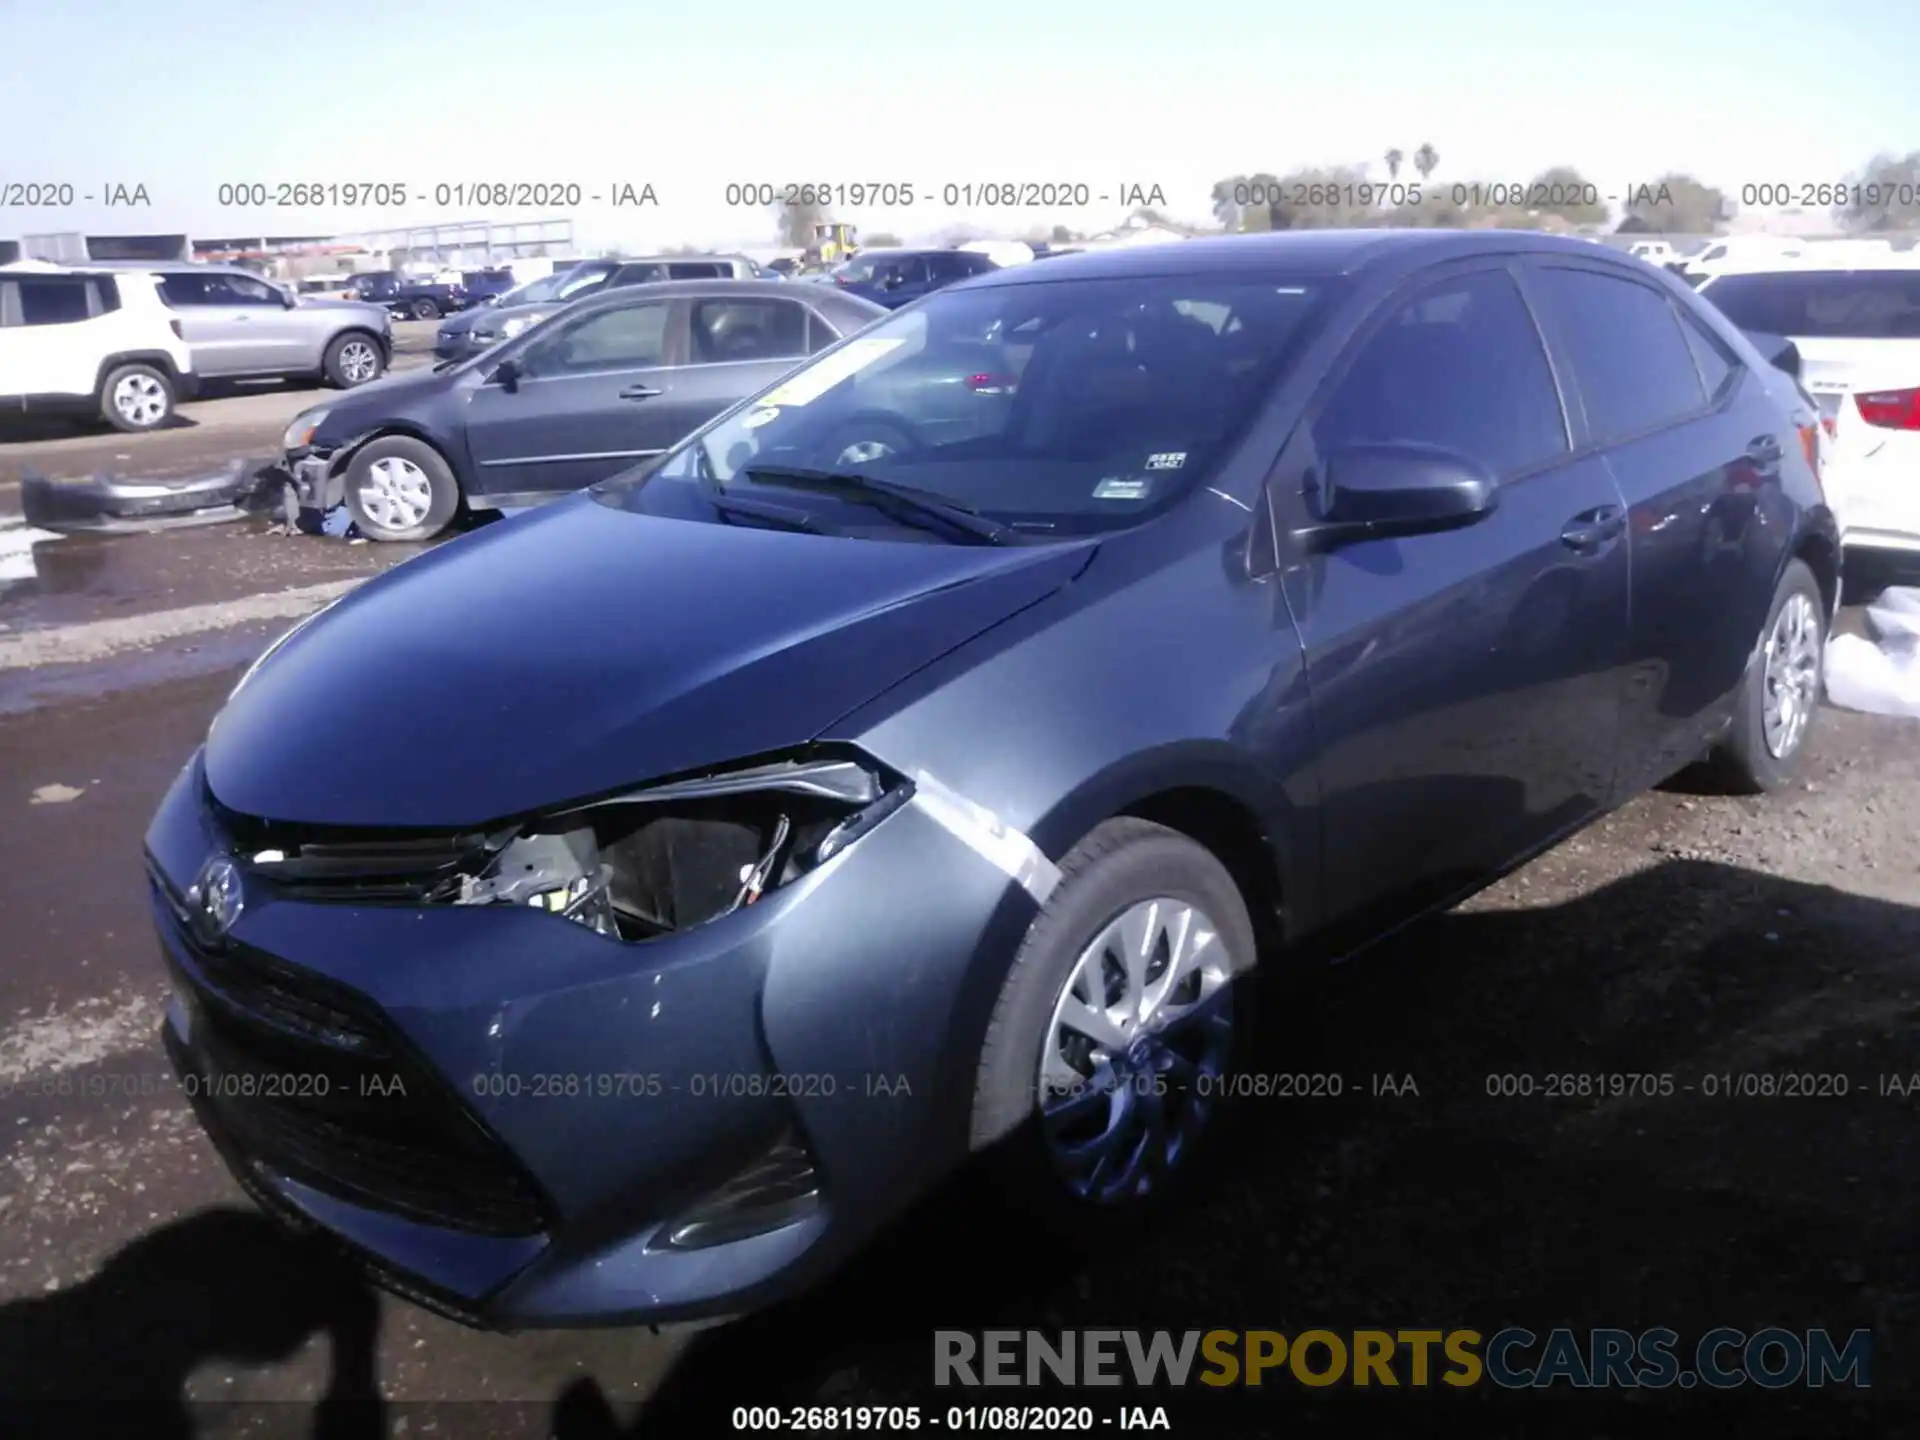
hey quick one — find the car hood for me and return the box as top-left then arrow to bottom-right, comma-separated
205,496 -> 1095,828
313,366 -> 461,438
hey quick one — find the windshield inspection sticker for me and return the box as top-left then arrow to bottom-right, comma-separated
758,337 -> 907,408
1144,452 -> 1187,470
742,407 -> 781,428
1093,477 -> 1152,501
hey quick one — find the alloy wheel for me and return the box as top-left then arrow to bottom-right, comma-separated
1038,898 -> 1236,1204
357,456 -> 434,532
1762,591 -> 1821,759
835,440 -> 895,466
339,341 -> 379,384
113,373 -> 167,427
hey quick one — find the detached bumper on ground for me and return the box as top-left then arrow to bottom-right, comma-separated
20,459 -> 277,534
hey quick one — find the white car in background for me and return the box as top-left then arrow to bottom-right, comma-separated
0,263 -> 195,432
1697,257 -> 1920,576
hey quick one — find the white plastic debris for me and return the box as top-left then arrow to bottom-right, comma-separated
1825,586 -> 1920,718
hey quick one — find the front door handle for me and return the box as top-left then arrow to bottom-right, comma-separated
619,383 -> 663,400
1560,504 -> 1625,554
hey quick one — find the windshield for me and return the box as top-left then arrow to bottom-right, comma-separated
600,273 -> 1334,537
499,272 -> 565,307
833,253 -> 906,284
1701,269 -> 1920,340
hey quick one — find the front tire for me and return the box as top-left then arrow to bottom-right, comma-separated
323,332 -> 385,389
342,436 -> 461,542
970,818 -> 1257,1238
1710,558 -> 1826,792
99,363 -> 175,432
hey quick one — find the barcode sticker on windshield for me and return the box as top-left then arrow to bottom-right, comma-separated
1144,452 -> 1187,470
1094,477 -> 1151,501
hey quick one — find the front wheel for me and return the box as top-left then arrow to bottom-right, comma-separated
1709,558 -> 1827,792
970,818 -> 1257,1237
99,363 -> 175,432
342,436 -> 461,542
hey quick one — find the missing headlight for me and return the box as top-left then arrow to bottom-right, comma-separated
241,755 -> 910,942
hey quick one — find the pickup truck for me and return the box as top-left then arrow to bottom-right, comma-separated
344,270 -> 469,320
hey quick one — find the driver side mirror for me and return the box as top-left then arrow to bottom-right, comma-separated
280,288 -> 298,308
1293,443 -> 1498,553
492,357 -> 522,393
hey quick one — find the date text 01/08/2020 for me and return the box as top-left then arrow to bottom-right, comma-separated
731,1405 -> 1173,1431
721,183 -> 1168,209
209,182 -> 659,208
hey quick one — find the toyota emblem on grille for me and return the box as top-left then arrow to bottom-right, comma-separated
188,855 -> 245,944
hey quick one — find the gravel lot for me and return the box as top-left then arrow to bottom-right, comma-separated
0,404 -> 1913,1435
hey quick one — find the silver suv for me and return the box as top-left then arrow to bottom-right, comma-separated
148,265 -> 392,388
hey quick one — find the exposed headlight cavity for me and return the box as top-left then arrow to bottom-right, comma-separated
242,755 -> 913,943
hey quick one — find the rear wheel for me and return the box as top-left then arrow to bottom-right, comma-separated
343,436 -> 461,542
410,297 -> 441,320
1710,558 -> 1826,792
99,363 -> 175,432
970,819 -> 1257,1239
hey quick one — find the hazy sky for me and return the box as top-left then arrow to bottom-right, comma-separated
3,0 -> 1916,249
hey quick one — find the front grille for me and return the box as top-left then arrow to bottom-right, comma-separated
155,879 -> 553,1238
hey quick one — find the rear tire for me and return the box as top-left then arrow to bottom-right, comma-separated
323,332 -> 386,389
970,818 -> 1257,1243
99,363 -> 175,432
342,436 -> 461,542
1709,558 -> 1826,793
410,298 -> 441,321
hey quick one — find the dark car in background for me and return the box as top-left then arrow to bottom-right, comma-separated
161,230 -> 1837,1332
451,255 -> 768,359
460,268 -> 520,304
432,269 -> 596,361
282,280 -> 887,539
346,270 -> 472,321
831,247 -> 999,307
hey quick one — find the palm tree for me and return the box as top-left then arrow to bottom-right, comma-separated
1413,143 -> 1439,181
1384,148 -> 1404,181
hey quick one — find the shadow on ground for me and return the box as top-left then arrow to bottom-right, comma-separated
2,859 -> 1913,1438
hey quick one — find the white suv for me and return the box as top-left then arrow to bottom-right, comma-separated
1698,257 -> 1920,575
0,263 -> 197,432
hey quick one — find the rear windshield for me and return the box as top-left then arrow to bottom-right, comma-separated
1702,269 -> 1920,339
609,273 -> 1336,537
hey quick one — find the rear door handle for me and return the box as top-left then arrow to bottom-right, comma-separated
1747,434 -> 1783,471
1560,504 -> 1625,554
619,384 -> 663,400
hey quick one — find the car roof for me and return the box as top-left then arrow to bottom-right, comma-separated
968,228 -> 1623,286
563,277 -> 879,310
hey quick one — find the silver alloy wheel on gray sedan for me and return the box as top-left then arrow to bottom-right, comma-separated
1039,897 -> 1236,1204
337,340 -> 380,385
1762,590 -> 1821,759
113,371 -> 169,427
835,439 -> 896,466
357,456 -> 435,533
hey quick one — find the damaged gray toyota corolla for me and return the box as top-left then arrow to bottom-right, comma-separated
148,231 -> 1836,1327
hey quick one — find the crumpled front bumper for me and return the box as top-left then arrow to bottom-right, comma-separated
285,452 -> 343,512
148,749 -> 1042,1327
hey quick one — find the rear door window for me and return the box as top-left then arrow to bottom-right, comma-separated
16,277 -> 95,325
1702,270 -> 1920,340
1314,267 -> 1569,478
689,299 -> 808,363
667,262 -> 728,279
1528,266 -> 1707,442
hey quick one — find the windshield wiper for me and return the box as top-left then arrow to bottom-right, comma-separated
739,466 -> 1010,545
709,494 -> 821,534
